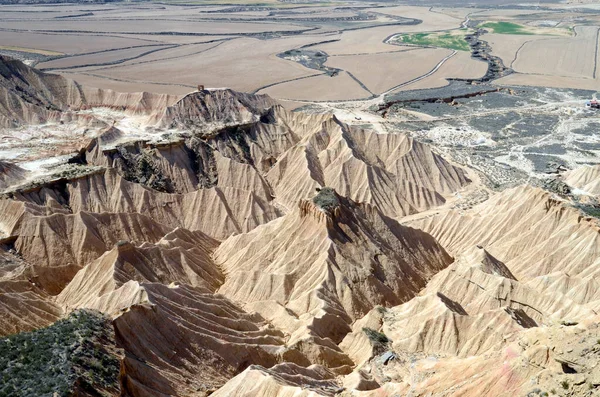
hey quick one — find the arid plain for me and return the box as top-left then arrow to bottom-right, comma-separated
4,1 -> 600,103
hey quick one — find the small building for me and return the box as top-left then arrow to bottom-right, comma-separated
586,99 -> 600,109
197,84 -> 205,91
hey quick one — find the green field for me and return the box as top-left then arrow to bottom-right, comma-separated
479,22 -> 535,35
396,32 -> 471,51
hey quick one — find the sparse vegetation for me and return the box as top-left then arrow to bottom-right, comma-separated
561,380 -> 569,390
376,306 -> 387,314
117,147 -> 172,192
579,205 -> 600,219
479,21 -> 535,35
0,310 -> 120,397
396,32 -> 471,51
362,327 -> 390,346
313,187 -> 340,212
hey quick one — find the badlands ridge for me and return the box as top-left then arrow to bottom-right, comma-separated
1,55 -> 600,397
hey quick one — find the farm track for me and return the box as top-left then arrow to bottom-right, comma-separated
84,40 -> 229,72
60,70 -> 197,90
345,71 -> 375,96
40,44 -> 178,71
252,72 -> 324,94
263,50 -> 458,104
328,47 -> 418,57
382,50 -> 457,95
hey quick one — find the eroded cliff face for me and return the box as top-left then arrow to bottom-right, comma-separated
1,56 -> 599,397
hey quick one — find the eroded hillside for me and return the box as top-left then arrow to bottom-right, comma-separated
1,56 -> 599,397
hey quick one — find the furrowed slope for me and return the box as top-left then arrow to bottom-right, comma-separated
0,55 -> 181,127
215,189 -> 452,356
266,118 -> 470,216
12,210 -> 172,294
412,186 -> 600,281
564,164 -> 600,195
0,251 -> 63,336
115,283 -> 308,396
0,161 -> 27,191
57,227 -> 220,315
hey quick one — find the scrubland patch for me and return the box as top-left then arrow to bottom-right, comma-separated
480,21 -> 572,36
391,31 -> 471,51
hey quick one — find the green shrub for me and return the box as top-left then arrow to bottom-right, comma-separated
0,310 -> 120,397
362,327 -> 390,345
313,187 -> 339,212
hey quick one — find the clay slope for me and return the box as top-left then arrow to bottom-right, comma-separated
0,54 -> 81,127
412,185 -> 600,282
83,104 -> 324,195
212,363 -> 342,397
10,207 -> 172,294
0,161 -> 27,191
157,88 -> 279,131
0,55 -> 182,127
265,116 -> 470,216
114,283 -> 306,396
57,227 -> 220,314
212,193 -> 600,397
378,246 -> 595,359
9,100 -> 468,239
0,250 -> 63,336
215,189 -> 452,353
11,168 -> 281,240
11,55 -> 600,397
564,164 -> 600,195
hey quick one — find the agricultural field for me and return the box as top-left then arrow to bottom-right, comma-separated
496,25 -> 600,89
479,21 -> 572,36
390,31 -> 471,51
0,1 -> 599,100
260,71 -> 371,101
480,21 -> 536,35
325,48 -> 454,95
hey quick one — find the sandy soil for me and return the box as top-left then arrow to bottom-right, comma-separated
85,42 -> 222,69
325,48 -> 452,95
0,20 -> 309,35
473,9 -> 548,18
4,2 -> 598,102
57,71 -> 194,95
484,33 -> 556,68
512,26 -> 599,79
494,74 -> 600,91
395,51 -> 488,92
37,45 -> 170,70
366,6 -> 463,32
274,99 -> 306,110
107,34 -> 230,45
0,11 -> 72,19
84,36 -> 319,93
310,27 -> 409,55
430,7 -> 484,19
260,71 -> 371,101
0,31 -> 154,55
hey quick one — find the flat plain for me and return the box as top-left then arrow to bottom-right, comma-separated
1,1 -> 600,102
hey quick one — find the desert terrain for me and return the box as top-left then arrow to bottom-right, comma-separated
2,0 -> 600,396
